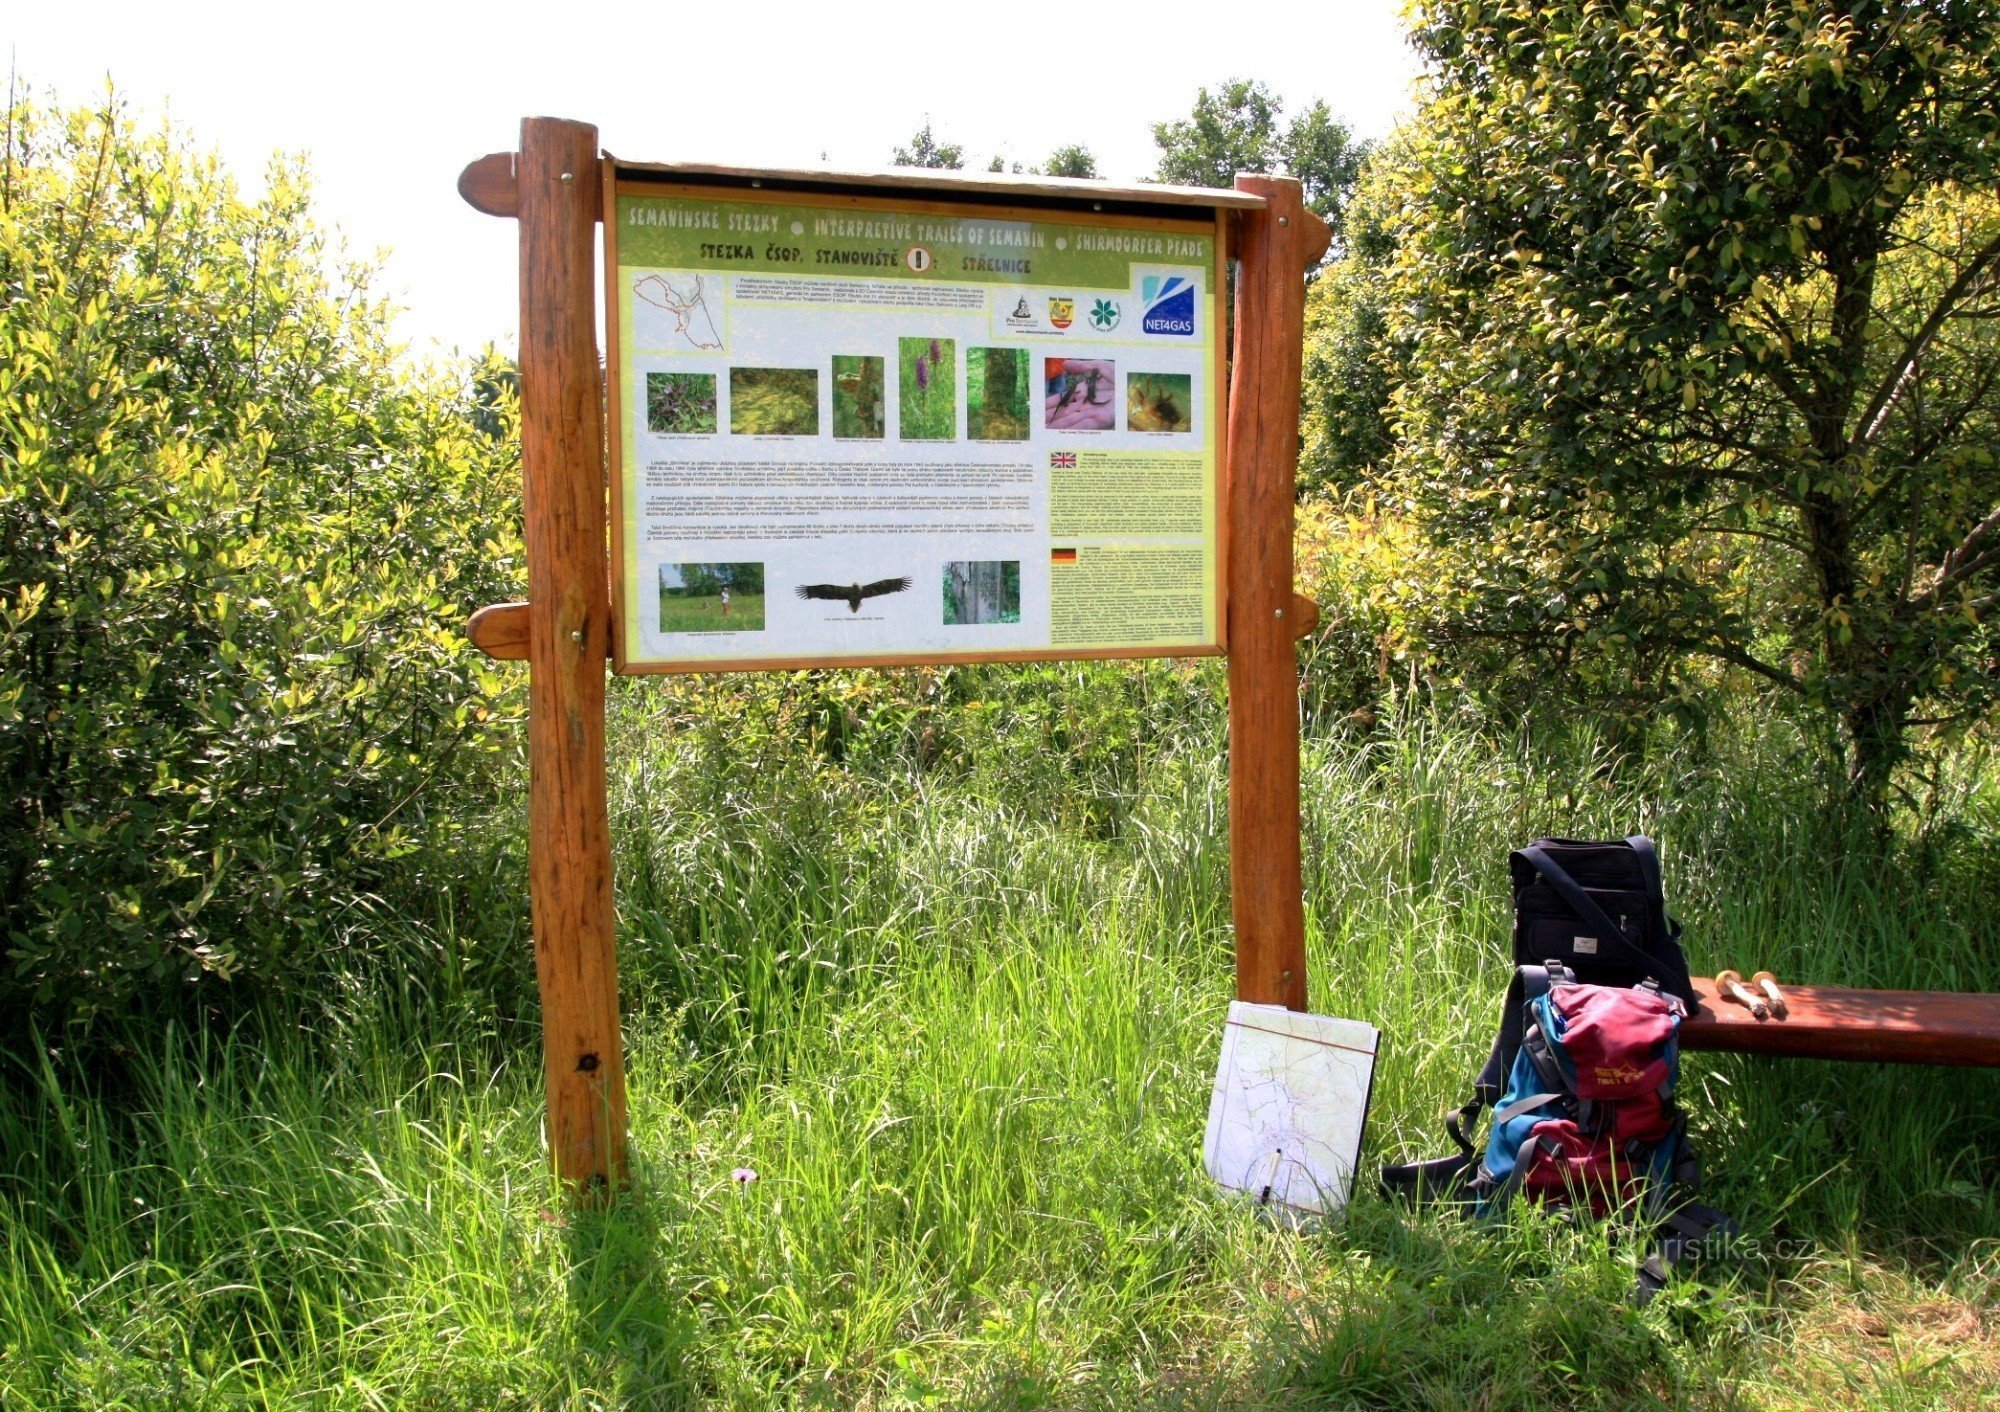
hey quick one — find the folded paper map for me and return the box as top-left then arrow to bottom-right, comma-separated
1203,1002 -> 1380,1216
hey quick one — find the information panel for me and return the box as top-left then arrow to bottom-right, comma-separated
607,179 -> 1225,672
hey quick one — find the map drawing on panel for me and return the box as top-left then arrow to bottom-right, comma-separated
633,272 -> 725,351
1204,1002 -> 1378,1217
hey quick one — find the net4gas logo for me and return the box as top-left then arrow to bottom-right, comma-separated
1140,276 -> 1196,336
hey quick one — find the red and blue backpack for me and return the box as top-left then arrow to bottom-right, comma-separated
1382,837 -> 1733,1299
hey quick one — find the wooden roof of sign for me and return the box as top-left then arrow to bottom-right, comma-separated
607,154 -> 1269,215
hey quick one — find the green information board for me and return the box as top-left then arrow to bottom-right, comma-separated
605,180 -> 1226,673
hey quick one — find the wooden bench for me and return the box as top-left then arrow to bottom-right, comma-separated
1681,977 -> 2000,1066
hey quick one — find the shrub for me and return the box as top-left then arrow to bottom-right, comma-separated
0,93 -> 526,1030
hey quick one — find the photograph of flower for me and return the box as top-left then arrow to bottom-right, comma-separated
645,372 -> 717,434
899,337 -> 957,440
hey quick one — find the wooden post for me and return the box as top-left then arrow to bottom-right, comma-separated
514,117 -> 627,1188
1225,175 -> 1328,1012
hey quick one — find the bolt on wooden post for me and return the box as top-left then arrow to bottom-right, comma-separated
1224,175 -> 1329,1013
462,117 -> 628,1190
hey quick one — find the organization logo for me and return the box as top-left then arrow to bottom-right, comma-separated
1049,451 -> 1078,468
1003,294 -> 1041,332
1047,296 -> 1075,330
1087,297 -> 1121,332
1140,275 -> 1197,336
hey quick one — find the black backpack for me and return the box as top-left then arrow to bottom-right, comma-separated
1381,836 -> 1729,1299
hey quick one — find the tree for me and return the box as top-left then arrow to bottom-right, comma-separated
892,122 -> 963,170
1042,145 -> 1099,180
1383,0 -> 2000,812
0,93 -> 526,1028
1151,79 -> 1370,242
1301,137 -> 1407,493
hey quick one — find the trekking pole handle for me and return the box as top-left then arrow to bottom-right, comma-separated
1715,970 -> 1768,1021
1750,970 -> 1789,1019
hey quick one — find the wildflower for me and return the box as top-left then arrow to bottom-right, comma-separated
929,338 -> 942,365
915,355 -> 930,394
731,1166 -> 758,1186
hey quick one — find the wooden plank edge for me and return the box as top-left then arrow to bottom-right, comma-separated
468,601 -> 531,659
1298,209 -> 1334,266
468,603 -> 1239,668
1682,977 -> 2000,1066
459,152 -> 519,217
607,154 -> 1269,212
1289,592 -> 1320,641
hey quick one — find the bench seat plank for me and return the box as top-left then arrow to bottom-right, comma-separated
1681,977 -> 2000,1066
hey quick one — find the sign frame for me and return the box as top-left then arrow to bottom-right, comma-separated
602,165 -> 1233,676
461,122 -> 1327,1193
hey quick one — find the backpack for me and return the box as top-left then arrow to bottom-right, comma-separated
1381,836 -> 1732,1300
1473,963 -> 1690,1219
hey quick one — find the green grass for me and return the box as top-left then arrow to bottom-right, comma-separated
659,592 -> 765,633
730,369 -> 818,436
4,681 -> 1999,1408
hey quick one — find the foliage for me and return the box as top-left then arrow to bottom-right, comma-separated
1378,0 -> 2000,810
1151,79 -> 1372,243
1299,137 -> 1409,494
664,563 -> 763,597
891,121 -> 964,170
1041,143 -> 1099,180
0,93 -> 526,1030
983,143 -> 1098,178
7,689 -> 2000,1405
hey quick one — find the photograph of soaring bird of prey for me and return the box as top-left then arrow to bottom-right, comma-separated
795,576 -> 914,613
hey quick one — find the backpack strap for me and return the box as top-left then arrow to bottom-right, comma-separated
1635,1203 -> 1739,1306
1626,834 -> 1684,944
1386,965 -> 1573,1208
1468,962 -> 1563,1113
1625,835 -> 1663,904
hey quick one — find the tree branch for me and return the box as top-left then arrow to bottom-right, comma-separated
1851,225 -> 2000,453
1931,505 -> 2000,593
1690,642 -> 1808,695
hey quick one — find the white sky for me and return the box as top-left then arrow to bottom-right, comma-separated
10,0 -> 1424,359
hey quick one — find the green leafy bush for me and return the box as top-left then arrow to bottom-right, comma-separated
0,94 -> 526,1030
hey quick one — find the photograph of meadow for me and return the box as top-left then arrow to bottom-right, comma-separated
1045,357 -> 1116,431
899,337 -> 957,440
645,371 -> 717,434
832,355 -> 885,439
658,561 -> 766,633
1127,372 -> 1193,433
729,367 -> 819,436
967,347 -> 1030,441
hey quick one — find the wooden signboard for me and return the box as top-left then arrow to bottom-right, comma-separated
463,118 -> 1325,1190
604,175 -> 1231,673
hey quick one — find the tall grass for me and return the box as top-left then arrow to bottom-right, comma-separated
4,676 -> 1998,1408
